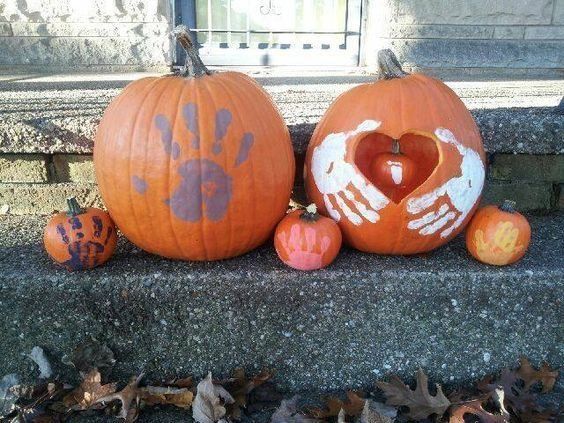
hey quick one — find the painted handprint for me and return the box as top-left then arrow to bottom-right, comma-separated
406,128 -> 485,238
133,103 -> 254,222
276,224 -> 331,271
474,222 -> 525,265
311,120 -> 390,225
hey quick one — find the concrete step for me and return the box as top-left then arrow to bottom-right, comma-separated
0,73 -> 562,155
1,212 -> 562,393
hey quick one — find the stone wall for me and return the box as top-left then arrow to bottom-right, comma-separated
0,0 -> 172,72
363,0 -> 564,77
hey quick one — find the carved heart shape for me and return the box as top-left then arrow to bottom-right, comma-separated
354,132 -> 440,204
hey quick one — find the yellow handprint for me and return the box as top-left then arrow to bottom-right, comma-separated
474,221 -> 524,265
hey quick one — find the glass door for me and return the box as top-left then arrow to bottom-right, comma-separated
175,0 -> 362,66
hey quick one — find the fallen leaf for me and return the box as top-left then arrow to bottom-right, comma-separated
516,357 -> 558,393
308,391 -> 366,419
167,376 -> 194,389
271,396 -> 321,423
29,347 -> 53,379
518,409 -> 560,422
478,369 -> 537,414
63,369 -> 117,410
139,386 -> 193,409
449,399 -> 509,423
193,373 -> 235,423
376,369 -> 451,420
337,408 -> 346,423
224,368 -> 272,419
95,374 -> 143,422
360,400 -> 397,423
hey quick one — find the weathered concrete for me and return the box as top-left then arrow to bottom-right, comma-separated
489,154 -> 564,182
0,154 -> 47,183
482,180 -> 556,212
0,183 -> 101,215
0,212 -> 562,392
0,74 -> 562,155
52,154 -> 95,183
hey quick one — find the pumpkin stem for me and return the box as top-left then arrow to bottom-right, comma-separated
499,199 -> 517,213
300,203 -> 320,222
391,139 -> 401,154
173,25 -> 212,78
377,49 -> 409,80
66,197 -> 83,217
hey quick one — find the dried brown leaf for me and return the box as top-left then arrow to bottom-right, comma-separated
518,409 -> 560,423
94,374 -> 143,422
376,369 -> 450,420
478,369 -> 537,415
271,396 -> 321,423
449,399 -> 509,423
62,369 -> 117,411
516,357 -> 559,393
139,386 -> 194,409
224,368 -> 272,419
308,391 -> 365,419
193,372 -> 234,423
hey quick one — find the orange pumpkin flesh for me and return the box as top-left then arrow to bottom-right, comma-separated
305,50 -> 486,255
274,205 -> 342,271
94,26 -> 295,261
44,198 -> 117,271
466,200 -> 531,266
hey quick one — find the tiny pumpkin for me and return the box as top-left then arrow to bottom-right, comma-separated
44,198 -> 117,271
274,204 -> 342,271
370,139 -> 416,203
466,200 -> 531,266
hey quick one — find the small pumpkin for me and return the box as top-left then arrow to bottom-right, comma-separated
274,204 -> 342,271
466,200 -> 531,266
370,139 -> 416,203
305,50 -> 486,255
94,25 -> 295,261
44,198 -> 117,271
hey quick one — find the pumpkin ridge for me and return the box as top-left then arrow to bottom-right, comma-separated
123,78 -> 163,248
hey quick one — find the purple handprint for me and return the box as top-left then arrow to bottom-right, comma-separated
136,102 -> 255,222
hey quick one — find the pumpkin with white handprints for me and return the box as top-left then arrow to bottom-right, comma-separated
305,50 -> 486,255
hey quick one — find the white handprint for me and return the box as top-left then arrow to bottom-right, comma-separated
311,120 -> 390,225
407,128 -> 485,238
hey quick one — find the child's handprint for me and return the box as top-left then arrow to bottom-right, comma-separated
474,221 -> 524,265
277,224 -> 331,271
143,103 -> 255,222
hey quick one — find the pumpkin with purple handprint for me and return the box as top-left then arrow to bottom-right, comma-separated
94,26 -> 295,261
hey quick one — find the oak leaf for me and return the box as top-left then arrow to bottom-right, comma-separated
271,396 -> 321,423
193,372 -> 234,423
94,374 -> 143,422
516,357 -> 558,393
376,369 -> 450,420
449,399 -> 509,423
62,369 -> 117,410
139,386 -> 194,409
224,368 -> 272,420
308,391 -> 366,419
478,369 -> 537,414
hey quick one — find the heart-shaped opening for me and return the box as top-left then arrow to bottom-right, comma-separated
354,132 -> 439,204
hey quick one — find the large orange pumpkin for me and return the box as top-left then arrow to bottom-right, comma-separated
94,26 -> 295,261
305,50 -> 486,255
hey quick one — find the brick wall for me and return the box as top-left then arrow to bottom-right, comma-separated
0,0 -> 172,72
363,0 -> 564,77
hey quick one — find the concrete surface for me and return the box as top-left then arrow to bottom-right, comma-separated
1,212 -> 562,393
0,73 -> 562,155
